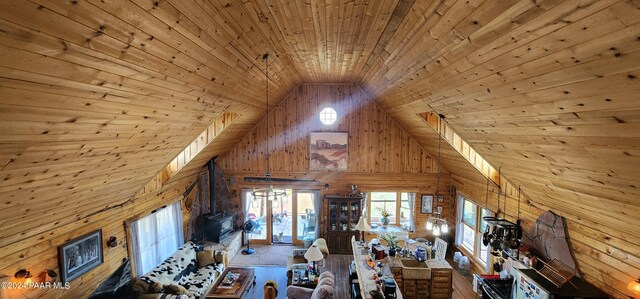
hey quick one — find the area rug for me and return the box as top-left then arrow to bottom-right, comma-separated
229,244 -> 299,267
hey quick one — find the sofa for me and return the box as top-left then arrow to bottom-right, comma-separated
286,271 -> 334,299
132,241 -> 225,299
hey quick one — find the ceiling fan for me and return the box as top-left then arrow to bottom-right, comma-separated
246,53 -> 315,189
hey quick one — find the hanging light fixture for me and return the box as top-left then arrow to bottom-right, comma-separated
628,277 -> 640,294
426,211 -> 447,236
426,112 -> 448,235
251,53 -> 286,201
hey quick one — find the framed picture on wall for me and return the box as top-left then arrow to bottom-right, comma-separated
421,194 -> 434,214
437,206 -> 443,214
309,132 -> 348,171
58,229 -> 103,283
437,194 -> 445,202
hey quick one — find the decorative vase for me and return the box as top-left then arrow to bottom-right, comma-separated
381,216 -> 389,228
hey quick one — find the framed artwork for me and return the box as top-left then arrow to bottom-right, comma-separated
59,229 -> 103,283
437,206 -> 443,214
437,194 -> 444,202
309,132 -> 348,171
421,194 -> 434,214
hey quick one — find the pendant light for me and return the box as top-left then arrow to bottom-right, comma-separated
251,53 -> 286,201
427,113 -> 448,235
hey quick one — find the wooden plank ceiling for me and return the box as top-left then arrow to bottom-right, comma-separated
0,0 -> 639,297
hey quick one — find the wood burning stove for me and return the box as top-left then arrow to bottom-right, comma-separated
202,157 -> 234,243
203,213 -> 233,243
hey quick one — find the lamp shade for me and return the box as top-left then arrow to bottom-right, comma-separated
629,278 -> 640,294
355,216 -> 371,232
304,245 -> 324,262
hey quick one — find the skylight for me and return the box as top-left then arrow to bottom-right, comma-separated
137,112 -> 238,195
420,112 -> 501,187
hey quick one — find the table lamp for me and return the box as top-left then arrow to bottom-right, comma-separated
304,244 -> 324,275
355,216 -> 371,244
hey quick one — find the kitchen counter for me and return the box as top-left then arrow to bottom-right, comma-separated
351,236 -> 403,299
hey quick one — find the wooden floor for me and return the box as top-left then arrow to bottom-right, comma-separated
323,254 -> 476,299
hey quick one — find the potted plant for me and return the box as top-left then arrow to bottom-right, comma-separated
380,234 -> 399,257
377,207 -> 392,228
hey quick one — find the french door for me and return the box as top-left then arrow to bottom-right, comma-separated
244,189 -> 317,245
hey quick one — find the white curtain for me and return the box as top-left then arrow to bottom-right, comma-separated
131,201 -> 184,277
361,192 -> 368,217
408,192 -> 416,232
241,189 -> 251,245
312,190 -> 322,238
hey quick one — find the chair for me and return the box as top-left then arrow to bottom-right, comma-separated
286,271 -> 334,299
264,280 -> 278,299
434,237 -> 447,261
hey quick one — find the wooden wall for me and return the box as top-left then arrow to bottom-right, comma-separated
0,173 -> 200,299
368,1 -> 640,298
217,84 -> 453,239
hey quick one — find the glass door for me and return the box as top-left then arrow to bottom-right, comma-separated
271,189 -> 292,244
295,191 -> 317,245
244,188 -> 318,245
246,191 -> 268,243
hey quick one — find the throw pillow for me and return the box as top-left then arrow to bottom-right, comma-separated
318,277 -> 334,288
165,284 -> 190,295
196,250 -> 216,268
311,285 -> 333,299
214,251 -> 224,264
149,282 -> 164,293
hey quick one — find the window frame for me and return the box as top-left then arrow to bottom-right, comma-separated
367,192 -> 411,228
319,107 -> 337,125
456,195 -> 494,272
125,200 -> 184,278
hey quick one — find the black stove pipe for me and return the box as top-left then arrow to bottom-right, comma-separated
207,157 -> 217,217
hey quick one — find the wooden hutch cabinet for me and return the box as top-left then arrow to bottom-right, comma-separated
322,195 -> 362,254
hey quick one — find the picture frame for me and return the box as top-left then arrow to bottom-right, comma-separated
437,194 -> 444,202
421,194 -> 434,214
59,229 -> 103,283
309,132 -> 348,171
437,206 -> 443,214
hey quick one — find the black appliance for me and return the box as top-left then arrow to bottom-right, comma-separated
203,213 -> 233,243
382,277 -> 397,298
202,158 -> 234,243
476,276 -> 513,299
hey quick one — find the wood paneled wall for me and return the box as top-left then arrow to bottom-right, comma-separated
445,145 -> 639,299
0,173 -> 200,299
218,84 -> 452,238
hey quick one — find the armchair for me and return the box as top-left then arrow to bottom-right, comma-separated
286,272 -> 334,299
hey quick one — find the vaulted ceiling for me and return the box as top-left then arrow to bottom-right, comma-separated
1,0 -> 639,296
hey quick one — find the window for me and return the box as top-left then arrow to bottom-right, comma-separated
370,192 -> 397,224
319,107 -> 337,125
456,195 -> 494,270
130,201 -> 184,276
461,199 -> 477,251
368,192 -> 413,230
400,193 -> 411,228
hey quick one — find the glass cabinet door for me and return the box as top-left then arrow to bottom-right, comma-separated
329,201 -> 338,231
339,202 -> 348,231
350,201 -> 360,231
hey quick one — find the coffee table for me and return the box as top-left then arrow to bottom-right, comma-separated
207,267 -> 256,298
290,268 -> 318,289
